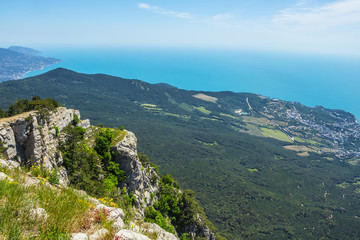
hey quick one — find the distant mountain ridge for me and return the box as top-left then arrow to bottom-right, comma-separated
1,68 -> 360,239
8,46 -> 41,55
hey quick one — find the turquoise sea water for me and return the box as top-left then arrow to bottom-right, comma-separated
27,47 -> 360,119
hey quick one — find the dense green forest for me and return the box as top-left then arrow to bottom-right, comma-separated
0,68 -> 360,239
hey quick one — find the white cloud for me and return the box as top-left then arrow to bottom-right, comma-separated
137,3 -> 152,9
137,3 -> 192,19
273,0 -> 360,26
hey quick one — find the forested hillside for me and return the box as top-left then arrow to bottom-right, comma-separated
1,68 -> 360,239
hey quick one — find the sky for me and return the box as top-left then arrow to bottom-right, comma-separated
1,0 -> 360,56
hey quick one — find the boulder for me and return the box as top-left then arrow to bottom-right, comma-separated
89,228 -> 108,240
114,230 -> 150,240
30,208 -> 48,221
70,233 -> 88,240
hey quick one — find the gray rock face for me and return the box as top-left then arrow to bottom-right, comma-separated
0,159 -> 20,170
184,217 -> 216,240
111,131 -> 158,212
114,230 -> 151,240
0,107 -> 91,184
146,223 -> 178,240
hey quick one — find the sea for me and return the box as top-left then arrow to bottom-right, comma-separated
27,47 -> 360,120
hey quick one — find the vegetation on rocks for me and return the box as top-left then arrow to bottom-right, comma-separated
0,96 -> 60,119
0,169 -> 94,239
145,173 -> 219,239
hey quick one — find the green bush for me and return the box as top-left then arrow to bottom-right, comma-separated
103,173 -> 118,192
161,174 -> 180,189
180,233 -> 191,240
0,107 -> 5,118
54,125 -> 59,137
25,115 -> 33,122
72,114 -> 79,126
145,206 -> 175,233
29,165 -> 60,185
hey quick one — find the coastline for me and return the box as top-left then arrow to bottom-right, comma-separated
22,60 -> 62,79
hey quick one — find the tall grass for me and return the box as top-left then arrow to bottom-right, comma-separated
0,169 -> 94,239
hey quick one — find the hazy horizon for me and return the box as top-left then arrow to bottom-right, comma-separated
1,0 -> 360,56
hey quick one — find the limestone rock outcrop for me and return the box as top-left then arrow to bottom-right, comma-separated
114,229 -> 151,240
111,131 -> 159,211
0,107 -> 89,185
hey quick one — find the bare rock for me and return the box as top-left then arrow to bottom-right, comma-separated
114,230 -> 151,240
111,131 -> 158,212
89,228 -> 108,240
88,197 -> 101,206
30,207 -> 48,221
0,159 -> 20,170
0,172 -> 13,182
95,204 -> 125,229
70,233 -> 88,240
147,223 -> 178,240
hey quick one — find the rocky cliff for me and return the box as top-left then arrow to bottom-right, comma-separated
111,132 -> 159,211
0,107 -> 217,240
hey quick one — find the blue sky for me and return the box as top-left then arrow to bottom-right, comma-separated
1,0 -> 360,55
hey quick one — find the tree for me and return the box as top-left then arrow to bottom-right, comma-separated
0,107 -> 4,118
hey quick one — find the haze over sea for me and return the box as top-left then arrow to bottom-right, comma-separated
28,47 -> 360,120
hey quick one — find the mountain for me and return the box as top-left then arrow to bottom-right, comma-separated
0,103 -> 217,239
8,46 -> 41,55
0,68 -> 360,239
0,47 -> 60,82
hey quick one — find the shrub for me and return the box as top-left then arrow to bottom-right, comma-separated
54,125 -> 59,137
180,233 -> 191,240
0,107 -> 5,118
103,174 -> 118,192
161,174 -> 180,189
145,206 -> 175,233
25,115 -> 33,122
72,114 -> 79,126
94,208 -> 109,223
29,165 -> 60,185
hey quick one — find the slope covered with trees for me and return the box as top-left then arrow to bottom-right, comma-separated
0,69 -> 360,239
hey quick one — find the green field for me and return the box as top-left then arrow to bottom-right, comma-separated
260,127 -> 293,143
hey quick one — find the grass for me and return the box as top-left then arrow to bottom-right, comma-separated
293,136 -> 322,146
196,139 -> 218,146
0,168 -> 117,240
336,182 -> 350,189
260,127 -> 293,143
194,106 -> 211,115
143,107 -> 162,111
220,113 -> 237,119
164,112 -> 180,118
200,117 -> 220,122
110,129 -> 127,147
140,103 -> 163,112
242,116 -> 273,127
178,103 -> 193,112
140,104 -> 157,108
